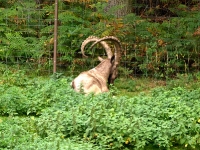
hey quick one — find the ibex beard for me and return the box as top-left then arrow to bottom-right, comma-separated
71,56 -> 115,95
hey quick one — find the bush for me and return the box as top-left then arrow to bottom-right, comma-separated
122,12 -> 200,78
0,66 -> 200,149
35,87 -> 200,149
0,117 -> 100,150
1,70 -> 199,149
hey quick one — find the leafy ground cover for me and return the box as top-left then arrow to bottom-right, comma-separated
0,68 -> 200,149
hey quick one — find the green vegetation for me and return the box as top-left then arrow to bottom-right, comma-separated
0,67 -> 200,149
0,0 -> 200,77
0,0 -> 200,149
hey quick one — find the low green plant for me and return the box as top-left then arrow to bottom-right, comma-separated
0,117 -> 100,150
0,70 -> 74,116
166,73 -> 200,89
1,68 -> 200,149
34,87 -> 200,149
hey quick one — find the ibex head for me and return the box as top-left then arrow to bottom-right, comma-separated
82,36 -> 122,84
71,36 -> 122,94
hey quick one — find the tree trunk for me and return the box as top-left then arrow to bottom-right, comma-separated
105,0 -> 132,18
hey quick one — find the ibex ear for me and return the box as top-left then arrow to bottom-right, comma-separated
98,56 -> 104,62
111,55 -> 115,63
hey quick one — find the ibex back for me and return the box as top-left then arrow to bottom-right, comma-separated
72,56 -> 115,94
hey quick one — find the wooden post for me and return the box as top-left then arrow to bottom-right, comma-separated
53,0 -> 58,73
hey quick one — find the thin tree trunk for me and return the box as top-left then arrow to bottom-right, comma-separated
105,0 -> 132,18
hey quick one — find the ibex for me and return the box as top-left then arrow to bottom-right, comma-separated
71,36 -> 122,94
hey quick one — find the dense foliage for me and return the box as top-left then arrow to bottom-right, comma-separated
0,67 -> 200,149
1,1 -> 200,149
0,0 -> 200,77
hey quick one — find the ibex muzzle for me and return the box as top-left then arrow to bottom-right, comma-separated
72,36 -> 122,94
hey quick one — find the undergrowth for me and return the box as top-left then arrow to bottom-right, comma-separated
0,69 -> 200,150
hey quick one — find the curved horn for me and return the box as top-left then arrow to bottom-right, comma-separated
81,36 -> 113,58
89,36 -> 122,66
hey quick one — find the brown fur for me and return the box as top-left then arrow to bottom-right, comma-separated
72,57 -> 114,94
72,36 -> 122,95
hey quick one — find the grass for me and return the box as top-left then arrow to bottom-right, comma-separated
1,63 -> 200,96
114,73 -> 200,97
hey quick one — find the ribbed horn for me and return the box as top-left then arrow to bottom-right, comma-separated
81,36 -> 113,58
89,36 -> 122,66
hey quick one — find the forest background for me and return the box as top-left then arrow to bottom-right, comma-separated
0,0 -> 200,78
